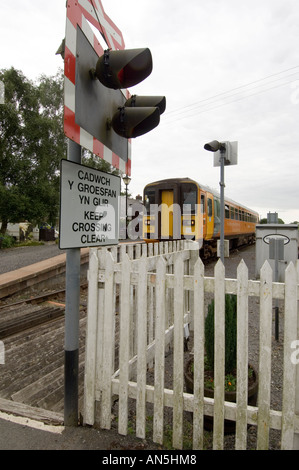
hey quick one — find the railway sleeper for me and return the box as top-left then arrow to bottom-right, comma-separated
11,346 -> 85,407
0,306 -> 64,339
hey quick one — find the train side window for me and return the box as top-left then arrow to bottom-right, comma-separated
200,194 -> 205,214
214,198 -> 220,218
225,204 -> 230,218
230,207 -> 235,220
207,198 -> 213,217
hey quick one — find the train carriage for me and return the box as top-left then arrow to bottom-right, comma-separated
143,178 -> 259,259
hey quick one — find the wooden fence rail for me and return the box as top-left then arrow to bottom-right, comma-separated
83,241 -> 299,450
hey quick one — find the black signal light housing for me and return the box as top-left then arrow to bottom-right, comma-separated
95,48 -> 153,89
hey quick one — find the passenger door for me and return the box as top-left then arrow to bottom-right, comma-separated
161,190 -> 173,238
200,192 -> 207,240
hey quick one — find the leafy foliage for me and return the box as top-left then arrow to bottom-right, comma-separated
0,68 -> 66,232
0,233 -> 16,249
205,294 -> 237,374
0,67 -> 121,235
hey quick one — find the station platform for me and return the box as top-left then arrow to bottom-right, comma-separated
0,248 -> 90,299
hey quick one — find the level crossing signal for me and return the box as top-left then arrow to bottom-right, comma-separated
63,0 -> 166,169
90,47 -> 166,139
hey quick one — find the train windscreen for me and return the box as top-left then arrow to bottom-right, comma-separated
181,184 -> 197,214
144,189 -> 155,212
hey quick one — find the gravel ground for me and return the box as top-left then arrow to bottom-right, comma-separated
0,242 -> 65,275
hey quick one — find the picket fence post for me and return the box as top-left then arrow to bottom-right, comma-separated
118,254 -> 131,435
172,253 -> 184,449
236,259 -> 249,450
192,257 -> 205,450
294,260 -> 299,450
136,256 -> 148,439
83,248 -> 99,425
83,241 -> 299,450
281,262 -> 297,449
257,261 -> 272,450
153,255 -> 166,445
99,250 -> 115,429
213,260 -> 225,450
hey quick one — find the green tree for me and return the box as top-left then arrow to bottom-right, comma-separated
0,67 -> 120,236
260,217 -> 285,224
81,148 -> 119,175
0,68 -> 66,233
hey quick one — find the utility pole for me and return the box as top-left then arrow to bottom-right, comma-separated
204,140 -> 238,263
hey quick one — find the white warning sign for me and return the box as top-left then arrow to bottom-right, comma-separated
59,160 -> 120,249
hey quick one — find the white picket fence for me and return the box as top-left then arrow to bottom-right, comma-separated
83,241 -> 299,450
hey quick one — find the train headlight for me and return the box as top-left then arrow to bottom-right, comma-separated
182,219 -> 195,226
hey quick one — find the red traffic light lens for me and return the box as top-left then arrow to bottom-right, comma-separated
96,48 -> 153,89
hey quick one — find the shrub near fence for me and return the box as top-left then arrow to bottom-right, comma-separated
83,241 -> 299,450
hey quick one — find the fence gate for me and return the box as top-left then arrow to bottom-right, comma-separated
83,241 -> 299,450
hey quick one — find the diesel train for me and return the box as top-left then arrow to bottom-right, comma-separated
143,178 -> 259,259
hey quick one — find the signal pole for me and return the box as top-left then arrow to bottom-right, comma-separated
219,147 -> 225,264
204,140 -> 238,264
64,139 -> 81,426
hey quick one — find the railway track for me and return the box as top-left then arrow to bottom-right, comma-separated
0,304 -> 65,340
0,284 -> 88,339
0,284 -> 88,415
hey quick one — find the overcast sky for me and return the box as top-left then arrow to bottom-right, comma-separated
1,0 -> 299,222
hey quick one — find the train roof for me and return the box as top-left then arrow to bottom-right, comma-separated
144,177 -> 259,216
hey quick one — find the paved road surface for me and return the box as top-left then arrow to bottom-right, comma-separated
0,410 -> 158,450
0,243 -> 66,275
